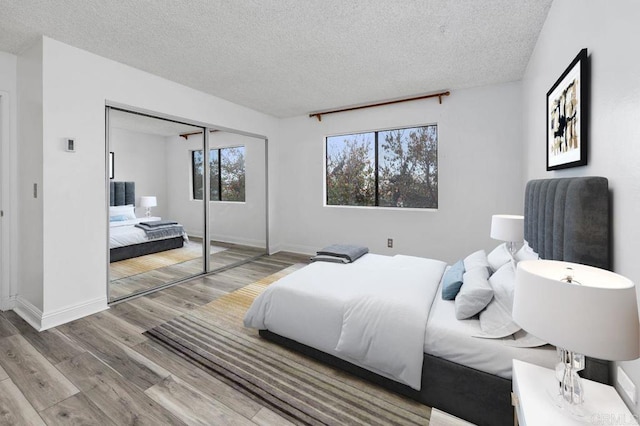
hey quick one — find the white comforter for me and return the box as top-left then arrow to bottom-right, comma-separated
109,218 -> 188,249
244,254 -> 446,390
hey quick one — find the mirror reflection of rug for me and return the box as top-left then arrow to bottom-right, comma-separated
110,241 -> 226,280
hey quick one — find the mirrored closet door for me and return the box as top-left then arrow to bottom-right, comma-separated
195,131 -> 268,270
106,107 -> 268,303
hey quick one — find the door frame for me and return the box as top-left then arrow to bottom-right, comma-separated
0,91 -> 17,310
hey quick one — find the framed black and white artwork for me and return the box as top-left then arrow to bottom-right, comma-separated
546,48 -> 588,171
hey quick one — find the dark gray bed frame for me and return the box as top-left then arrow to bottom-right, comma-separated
259,176 -> 612,426
109,181 -> 184,263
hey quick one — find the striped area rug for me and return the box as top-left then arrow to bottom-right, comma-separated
146,265 -> 431,426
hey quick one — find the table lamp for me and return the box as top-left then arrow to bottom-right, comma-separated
490,214 -> 524,256
139,196 -> 157,218
513,260 -> 639,416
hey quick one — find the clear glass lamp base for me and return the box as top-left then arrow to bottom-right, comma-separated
550,348 -> 590,419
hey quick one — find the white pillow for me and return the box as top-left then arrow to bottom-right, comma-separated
463,250 -> 490,273
109,204 -> 136,220
455,267 -> 492,320
478,260 -> 520,338
487,243 -> 512,272
515,241 -> 539,262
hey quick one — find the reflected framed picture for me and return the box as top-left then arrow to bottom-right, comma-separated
109,152 -> 114,179
546,48 -> 588,171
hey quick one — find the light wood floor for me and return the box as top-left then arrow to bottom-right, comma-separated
0,252 -> 309,425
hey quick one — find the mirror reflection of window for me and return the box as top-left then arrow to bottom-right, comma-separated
191,146 -> 245,202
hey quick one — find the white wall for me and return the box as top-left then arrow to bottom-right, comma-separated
109,127 -> 169,219
521,0 -> 640,413
274,82 -> 523,263
165,132 -> 267,247
0,51 -> 18,310
17,36 -> 278,330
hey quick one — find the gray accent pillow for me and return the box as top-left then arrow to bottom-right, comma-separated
454,267 -> 492,320
442,260 -> 465,300
478,260 -> 520,338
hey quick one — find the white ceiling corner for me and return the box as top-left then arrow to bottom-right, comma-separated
108,109 -> 202,137
0,0 -> 553,118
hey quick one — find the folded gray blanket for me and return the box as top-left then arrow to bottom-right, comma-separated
309,254 -> 351,264
315,244 -> 369,263
138,220 -> 178,228
135,223 -> 184,240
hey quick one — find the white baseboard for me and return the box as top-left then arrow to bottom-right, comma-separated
187,232 -> 267,250
14,295 -> 108,331
0,295 -> 16,311
274,243 -> 316,256
211,234 -> 265,249
13,297 -> 44,330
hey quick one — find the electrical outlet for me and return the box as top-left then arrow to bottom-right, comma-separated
618,366 -> 637,404
387,238 -> 393,248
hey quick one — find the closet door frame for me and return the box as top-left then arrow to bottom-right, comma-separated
105,102 -> 269,303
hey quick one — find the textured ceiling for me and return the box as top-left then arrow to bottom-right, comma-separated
0,0 -> 552,118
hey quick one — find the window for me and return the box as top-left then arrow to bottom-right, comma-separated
192,146 -> 245,201
326,125 -> 437,208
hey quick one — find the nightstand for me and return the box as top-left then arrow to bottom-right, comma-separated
512,359 -> 637,426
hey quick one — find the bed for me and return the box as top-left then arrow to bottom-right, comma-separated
109,181 -> 187,262
244,176 -> 611,425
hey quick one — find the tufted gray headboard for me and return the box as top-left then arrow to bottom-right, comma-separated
524,177 -> 610,270
109,181 -> 135,206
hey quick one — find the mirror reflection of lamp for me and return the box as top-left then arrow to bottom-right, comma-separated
139,196 -> 157,218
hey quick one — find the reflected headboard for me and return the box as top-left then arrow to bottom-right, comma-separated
110,181 -> 135,206
524,177 -> 609,270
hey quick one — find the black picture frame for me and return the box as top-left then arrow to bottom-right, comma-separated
109,152 -> 114,179
546,48 -> 588,171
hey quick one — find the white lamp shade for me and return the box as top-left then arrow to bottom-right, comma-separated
513,260 -> 640,361
490,214 -> 524,242
139,196 -> 157,208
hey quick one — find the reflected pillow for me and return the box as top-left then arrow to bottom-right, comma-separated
109,204 -> 136,220
455,267 -> 492,320
109,215 -> 129,222
442,260 -> 465,300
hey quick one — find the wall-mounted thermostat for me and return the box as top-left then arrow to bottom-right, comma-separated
65,138 -> 76,152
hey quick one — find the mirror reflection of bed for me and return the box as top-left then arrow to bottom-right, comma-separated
107,108 -> 267,303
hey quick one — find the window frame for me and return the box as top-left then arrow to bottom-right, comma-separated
191,145 -> 246,202
324,123 -> 438,211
